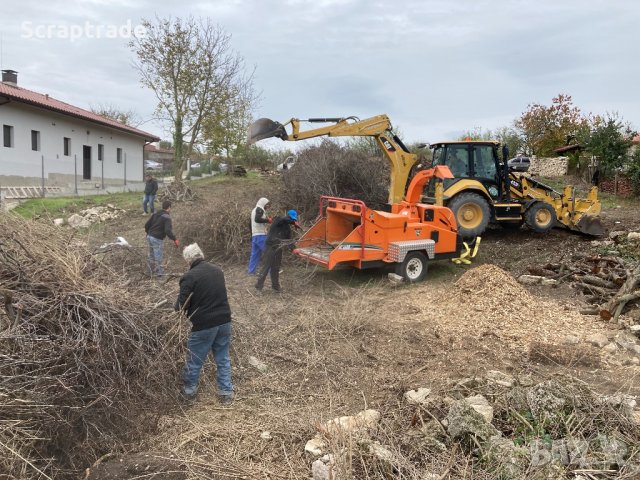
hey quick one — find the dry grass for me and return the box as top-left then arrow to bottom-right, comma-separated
0,213 -> 185,479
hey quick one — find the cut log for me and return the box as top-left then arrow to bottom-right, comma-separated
606,264 -> 640,320
580,275 -> 618,290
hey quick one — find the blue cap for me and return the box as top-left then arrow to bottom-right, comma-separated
287,209 -> 298,221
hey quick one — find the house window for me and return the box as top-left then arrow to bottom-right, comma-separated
98,144 -> 104,161
31,130 -> 41,151
3,125 -> 13,148
116,148 -> 122,164
63,137 -> 71,156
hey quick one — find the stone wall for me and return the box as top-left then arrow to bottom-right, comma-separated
528,156 -> 569,177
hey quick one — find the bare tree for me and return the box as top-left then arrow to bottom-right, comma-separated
130,16 -> 256,178
90,103 -> 142,127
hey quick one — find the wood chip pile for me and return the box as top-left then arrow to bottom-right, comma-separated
401,264 -> 606,348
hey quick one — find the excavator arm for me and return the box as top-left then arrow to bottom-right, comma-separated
247,115 -> 418,204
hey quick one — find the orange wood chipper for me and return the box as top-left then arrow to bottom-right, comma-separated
293,166 -> 467,282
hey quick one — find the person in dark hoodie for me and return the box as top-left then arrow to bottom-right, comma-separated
144,199 -> 179,276
255,209 -> 299,292
248,197 -> 271,275
176,243 -> 233,403
142,173 -> 159,214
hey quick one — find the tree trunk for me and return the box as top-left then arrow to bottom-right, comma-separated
173,116 -> 184,182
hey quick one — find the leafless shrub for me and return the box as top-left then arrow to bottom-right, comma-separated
0,213 -> 183,479
280,141 -> 389,219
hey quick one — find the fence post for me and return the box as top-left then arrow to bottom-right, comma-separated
41,155 -> 45,197
74,154 -> 78,194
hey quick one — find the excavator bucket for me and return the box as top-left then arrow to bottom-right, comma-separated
247,118 -> 287,144
574,215 -> 605,237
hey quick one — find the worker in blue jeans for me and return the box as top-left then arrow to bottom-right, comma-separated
143,173 -> 158,214
248,197 -> 271,274
176,243 -> 234,403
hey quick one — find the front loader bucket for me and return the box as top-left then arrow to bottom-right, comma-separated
247,118 -> 287,144
574,215 -> 604,237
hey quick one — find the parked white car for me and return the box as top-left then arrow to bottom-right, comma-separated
144,160 -> 163,171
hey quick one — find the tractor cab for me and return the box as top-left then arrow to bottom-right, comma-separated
427,141 -> 505,201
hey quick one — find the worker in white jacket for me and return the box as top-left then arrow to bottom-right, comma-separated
248,197 -> 271,274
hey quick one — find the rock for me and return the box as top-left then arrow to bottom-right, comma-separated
465,394 -> 493,423
387,273 -> 403,284
260,431 -> 273,441
628,232 -> 640,242
323,409 -> 380,438
541,278 -> 558,286
67,213 -> 90,228
526,381 -> 566,423
486,370 -> 515,387
609,230 -> 627,242
614,332 -> 639,351
484,435 -> 529,477
367,441 -> 396,464
562,335 -> 580,345
586,333 -> 609,348
602,342 -> 617,354
53,218 -> 65,226
629,325 -> 640,336
311,454 -> 341,480
446,399 -> 498,440
305,436 -> 327,457
248,356 -> 268,373
404,387 -> 431,405
517,274 -> 544,285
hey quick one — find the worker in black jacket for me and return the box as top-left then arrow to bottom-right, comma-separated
255,209 -> 299,292
144,200 -> 179,276
143,173 -> 159,214
176,243 -> 233,403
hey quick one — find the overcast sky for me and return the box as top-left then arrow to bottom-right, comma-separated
1,0 -> 638,147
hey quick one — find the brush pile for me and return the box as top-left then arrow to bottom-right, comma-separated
160,180 -> 196,202
0,213 -> 182,479
281,141 -> 389,218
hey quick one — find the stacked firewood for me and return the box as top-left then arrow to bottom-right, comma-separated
528,255 -> 640,321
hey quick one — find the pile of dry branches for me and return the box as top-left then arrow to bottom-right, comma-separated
0,213 -> 183,479
528,254 -> 640,321
281,141 -> 389,219
159,181 -> 196,202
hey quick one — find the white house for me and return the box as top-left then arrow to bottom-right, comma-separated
0,69 -> 159,189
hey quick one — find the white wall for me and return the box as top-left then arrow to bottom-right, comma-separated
0,102 -> 147,186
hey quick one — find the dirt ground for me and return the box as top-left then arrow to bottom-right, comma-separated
81,178 -> 640,479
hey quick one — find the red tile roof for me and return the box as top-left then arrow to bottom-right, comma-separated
0,82 -> 160,141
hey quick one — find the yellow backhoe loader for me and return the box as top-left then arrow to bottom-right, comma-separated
247,115 -> 604,238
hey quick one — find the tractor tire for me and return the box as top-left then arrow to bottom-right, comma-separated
525,202 -> 557,233
448,192 -> 491,238
396,251 -> 428,283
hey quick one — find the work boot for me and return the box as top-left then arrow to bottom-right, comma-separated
272,285 -> 282,292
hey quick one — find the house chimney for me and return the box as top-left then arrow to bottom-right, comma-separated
1,70 -> 18,86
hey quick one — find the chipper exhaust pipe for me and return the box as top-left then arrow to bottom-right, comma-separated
247,118 -> 288,144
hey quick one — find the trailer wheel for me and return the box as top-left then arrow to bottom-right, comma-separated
448,192 -> 491,238
525,202 -> 557,233
396,251 -> 428,283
